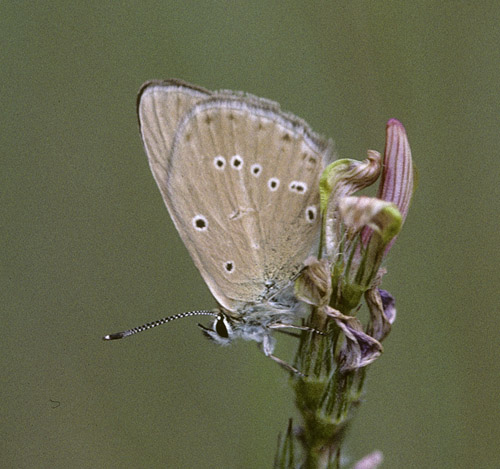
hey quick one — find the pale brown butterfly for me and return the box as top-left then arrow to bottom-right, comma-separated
104,79 -> 333,373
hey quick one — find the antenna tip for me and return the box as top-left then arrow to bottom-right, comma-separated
103,332 -> 126,340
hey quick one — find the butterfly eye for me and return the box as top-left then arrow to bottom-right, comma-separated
215,315 -> 229,338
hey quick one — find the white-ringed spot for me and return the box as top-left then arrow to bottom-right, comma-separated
223,261 -> 235,273
192,215 -> 208,231
213,156 -> 226,170
230,155 -> 243,170
250,163 -> 262,177
268,177 -> 280,191
305,206 -> 317,223
289,181 -> 308,194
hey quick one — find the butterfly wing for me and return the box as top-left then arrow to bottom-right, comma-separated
138,82 -> 333,314
138,80 -> 212,207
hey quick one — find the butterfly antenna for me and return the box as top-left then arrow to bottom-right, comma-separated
103,310 -> 218,341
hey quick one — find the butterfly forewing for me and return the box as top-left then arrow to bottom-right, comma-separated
137,80 -> 212,208
164,96 -> 333,313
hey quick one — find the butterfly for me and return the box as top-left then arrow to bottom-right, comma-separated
104,79 -> 333,373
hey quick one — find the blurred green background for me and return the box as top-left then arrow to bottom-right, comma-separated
2,2 -> 499,468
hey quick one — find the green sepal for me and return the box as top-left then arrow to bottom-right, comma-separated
319,159 -> 358,214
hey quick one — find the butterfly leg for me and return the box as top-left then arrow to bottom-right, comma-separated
272,329 -> 302,339
269,323 -> 327,336
268,353 -> 305,377
262,334 -> 305,377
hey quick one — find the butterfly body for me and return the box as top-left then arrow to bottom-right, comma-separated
136,79 -> 333,362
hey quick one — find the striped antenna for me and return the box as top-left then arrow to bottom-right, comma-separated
103,310 -> 218,340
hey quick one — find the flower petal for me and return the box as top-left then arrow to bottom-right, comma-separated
365,119 -> 414,252
325,307 -> 383,372
353,451 -> 384,469
295,257 -> 332,307
319,152 -> 382,213
378,119 -> 414,221
339,196 -> 402,287
339,196 -> 402,244
365,287 -> 396,342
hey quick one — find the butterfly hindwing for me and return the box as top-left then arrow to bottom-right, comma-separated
163,96 -> 333,312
